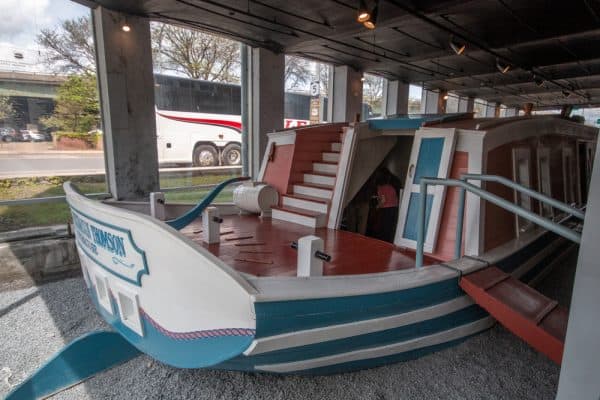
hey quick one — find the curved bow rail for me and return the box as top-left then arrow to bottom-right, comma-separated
166,176 -> 250,230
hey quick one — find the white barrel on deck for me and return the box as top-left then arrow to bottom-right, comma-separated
233,182 -> 279,214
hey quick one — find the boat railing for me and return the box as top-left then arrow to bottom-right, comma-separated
415,175 -> 584,268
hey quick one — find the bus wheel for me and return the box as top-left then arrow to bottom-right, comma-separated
221,143 -> 242,166
193,144 -> 218,167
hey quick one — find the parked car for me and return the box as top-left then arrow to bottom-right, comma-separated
28,131 -> 46,142
0,127 -> 17,142
19,130 -> 32,141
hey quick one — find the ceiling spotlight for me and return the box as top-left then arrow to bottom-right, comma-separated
533,76 -> 544,87
357,0 -> 371,23
496,59 -> 510,74
122,24 -> 131,32
443,94 -> 449,100
363,3 -> 378,29
361,76 -> 366,82
562,90 -> 571,98
449,37 -> 466,55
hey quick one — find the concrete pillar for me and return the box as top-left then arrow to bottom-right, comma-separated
382,80 -> 409,116
332,65 -> 363,122
557,145 -> 600,399
523,103 -> 534,116
249,48 -> 284,177
494,103 -> 501,118
93,7 -> 159,200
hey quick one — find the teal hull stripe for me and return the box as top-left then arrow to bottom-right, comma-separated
291,332 -> 483,375
88,288 -> 254,369
254,278 -> 463,337
240,305 -> 487,366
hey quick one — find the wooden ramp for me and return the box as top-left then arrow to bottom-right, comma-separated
459,266 -> 568,364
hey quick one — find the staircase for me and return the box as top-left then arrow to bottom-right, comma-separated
271,140 -> 343,228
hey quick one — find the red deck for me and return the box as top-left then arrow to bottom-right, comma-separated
459,266 -> 568,364
181,215 -> 437,277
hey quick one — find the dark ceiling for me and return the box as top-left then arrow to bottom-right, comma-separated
78,0 -> 600,109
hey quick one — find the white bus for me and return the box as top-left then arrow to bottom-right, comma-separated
154,75 -> 311,167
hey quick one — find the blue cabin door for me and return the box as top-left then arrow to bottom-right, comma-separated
394,129 -> 457,252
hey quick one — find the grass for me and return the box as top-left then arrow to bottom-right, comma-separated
0,173 -> 237,232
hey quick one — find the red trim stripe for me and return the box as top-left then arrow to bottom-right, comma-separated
157,112 -> 242,132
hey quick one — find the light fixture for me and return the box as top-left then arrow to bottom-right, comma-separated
533,76 -> 544,87
443,94 -> 449,100
357,0 -> 371,23
363,3 -> 378,29
496,59 -> 510,74
361,76 -> 365,82
122,23 -> 131,32
449,37 -> 466,55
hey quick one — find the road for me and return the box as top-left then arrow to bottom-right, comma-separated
0,152 -> 105,178
0,145 -> 241,179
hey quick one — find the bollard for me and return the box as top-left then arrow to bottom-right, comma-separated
150,192 -> 166,221
202,206 -> 221,244
296,235 -> 324,277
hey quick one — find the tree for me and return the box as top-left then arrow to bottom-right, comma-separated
285,56 -> 312,91
0,96 -> 14,121
151,23 -> 240,82
362,74 -> 384,115
40,74 -> 100,133
37,17 -> 96,74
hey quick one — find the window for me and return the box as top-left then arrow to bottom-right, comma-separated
512,147 -> 533,234
408,85 -> 422,114
362,73 -> 384,120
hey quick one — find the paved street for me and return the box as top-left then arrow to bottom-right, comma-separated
0,152 -> 105,178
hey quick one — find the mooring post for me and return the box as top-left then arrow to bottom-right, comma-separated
150,192 -> 166,221
296,235 -> 325,277
202,207 -> 221,244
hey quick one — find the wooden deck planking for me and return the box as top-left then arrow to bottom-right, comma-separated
182,215 -> 437,277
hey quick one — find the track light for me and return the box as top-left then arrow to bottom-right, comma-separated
357,0 -> 370,23
533,76 -> 544,87
363,3 -> 378,29
122,24 -> 131,32
443,94 -> 449,100
496,59 -> 510,74
449,37 -> 466,55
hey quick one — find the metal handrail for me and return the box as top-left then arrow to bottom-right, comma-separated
415,177 -> 582,268
460,174 -> 585,219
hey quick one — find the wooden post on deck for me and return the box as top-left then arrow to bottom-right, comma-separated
202,207 -> 221,244
297,235 -> 324,277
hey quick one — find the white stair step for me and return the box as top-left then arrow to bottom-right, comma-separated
293,184 -> 333,200
304,173 -> 336,186
322,152 -> 340,163
271,206 -> 326,228
331,142 -> 342,152
282,195 -> 329,214
313,162 -> 338,175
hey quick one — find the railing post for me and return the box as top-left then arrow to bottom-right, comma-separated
455,186 -> 466,259
416,180 -> 428,268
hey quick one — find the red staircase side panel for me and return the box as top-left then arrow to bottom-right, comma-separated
459,266 -> 567,364
262,144 -> 295,201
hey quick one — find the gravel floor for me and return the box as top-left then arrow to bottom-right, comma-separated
0,251 -> 578,400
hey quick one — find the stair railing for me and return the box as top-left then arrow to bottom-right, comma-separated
415,176 -> 583,268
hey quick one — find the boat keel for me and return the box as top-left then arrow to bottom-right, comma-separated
5,331 -> 140,400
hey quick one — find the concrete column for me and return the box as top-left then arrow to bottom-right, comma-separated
458,97 -> 475,113
93,7 -> 159,200
557,145 -> 600,399
382,80 -> 409,116
421,89 -> 446,114
523,103 -> 534,116
249,48 -> 284,177
332,65 -> 363,122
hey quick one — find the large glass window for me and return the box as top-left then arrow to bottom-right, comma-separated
284,55 -> 332,124
151,22 -> 242,202
0,2 -> 106,231
408,85 -> 422,114
361,73 -> 384,120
